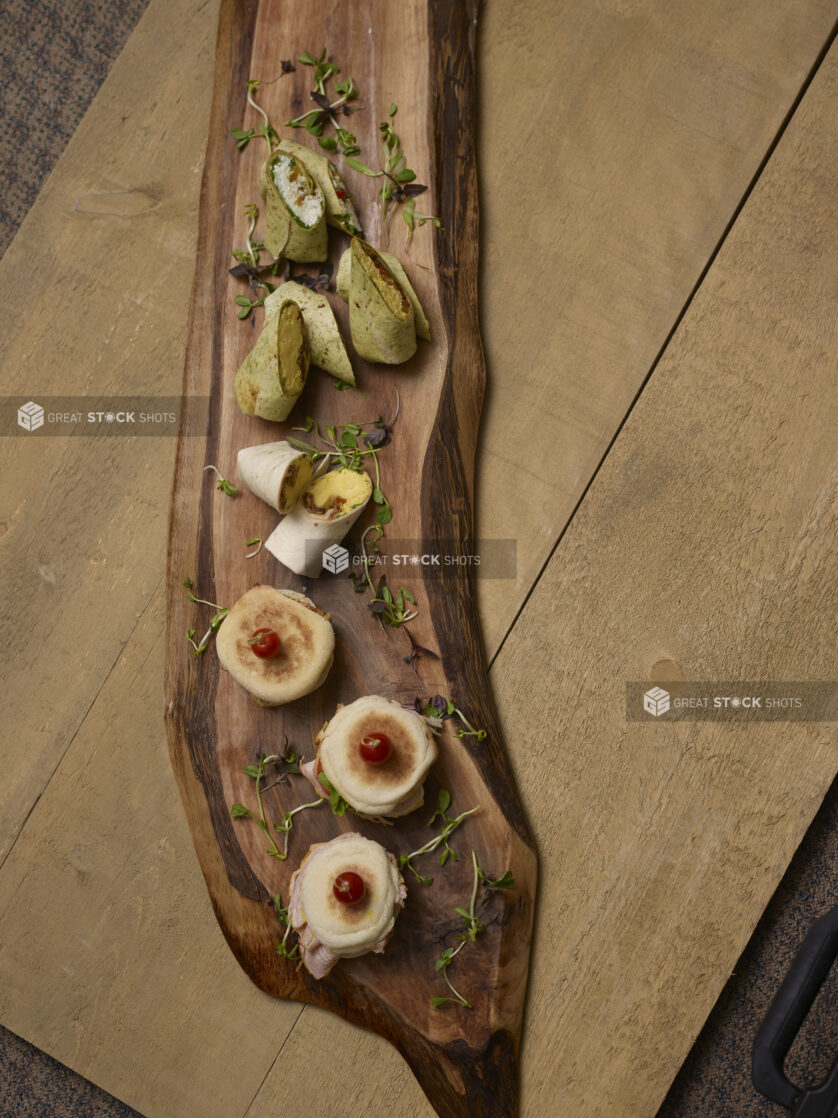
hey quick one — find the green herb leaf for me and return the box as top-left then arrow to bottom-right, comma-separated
230,803 -> 251,818
345,157 -> 379,176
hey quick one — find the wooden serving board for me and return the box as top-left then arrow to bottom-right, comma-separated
164,2 -> 537,1116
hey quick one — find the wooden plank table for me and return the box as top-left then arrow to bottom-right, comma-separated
1,1 -> 836,1115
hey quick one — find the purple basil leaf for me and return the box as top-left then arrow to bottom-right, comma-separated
311,91 -> 331,112
403,183 -> 428,198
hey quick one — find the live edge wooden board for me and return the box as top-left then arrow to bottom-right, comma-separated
163,2 -> 537,1116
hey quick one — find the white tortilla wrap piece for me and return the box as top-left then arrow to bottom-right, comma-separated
264,467 -> 372,578
236,441 -> 313,513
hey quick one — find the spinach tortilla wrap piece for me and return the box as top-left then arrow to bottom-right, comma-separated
337,246 -> 429,341
276,139 -> 362,236
234,299 -> 310,422
348,238 -> 417,364
259,151 -> 328,262
263,282 -> 355,385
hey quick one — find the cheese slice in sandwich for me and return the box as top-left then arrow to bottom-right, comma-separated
215,585 -> 334,706
303,695 -> 438,818
288,832 -> 406,979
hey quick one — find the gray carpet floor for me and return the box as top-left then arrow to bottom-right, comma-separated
0,1 -> 835,1114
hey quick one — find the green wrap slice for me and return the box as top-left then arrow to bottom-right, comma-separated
234,299 -> 310,422
347,238 -> 417,365
259,152 -> 328,262
337,246 -> 429,341
264,282 -> 355,385
276,139 -> 362,236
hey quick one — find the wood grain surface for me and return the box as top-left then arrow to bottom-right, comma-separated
0,0 -> 836,1115
165,1 -> 535,1114
490,38 -> 838,1118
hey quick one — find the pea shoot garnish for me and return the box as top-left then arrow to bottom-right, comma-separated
416,695 -> 488,741
272,891 -> 300,961
285,49 -> 363,155
231,752 -> 323,861
346,104 -> 442,244
184,588 -> 228,655
317,771 -> 352,818
432,852 -> 515,1010
397,789 -> 480,885
204,464 -> 239,497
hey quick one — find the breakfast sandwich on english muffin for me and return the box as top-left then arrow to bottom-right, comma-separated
215,585 -> 334,706
289,832 -> 406,979
301,695 -> 438,819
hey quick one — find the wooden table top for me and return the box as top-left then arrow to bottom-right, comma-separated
0,1 -> 836,1116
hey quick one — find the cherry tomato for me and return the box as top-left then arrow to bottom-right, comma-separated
333,871 -> 365,905
359,732 -> 392,764
249,628 -> 281,659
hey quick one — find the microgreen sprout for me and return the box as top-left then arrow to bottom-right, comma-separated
431,851 -> 515,1010
272,892 -> 300,960
229,204 -> 285,319
230,77 -> 282,150
185,588 -> 228,654
245,536 -> 263,559
204,464 -> 239,496
418,695 -> 488,741
285,49 -> 363,155
345,105 -> 442,242
231,752 -> 321,861
317,771 -> 352,817
402,627 -> 439,678
273,798 -> 324,859
397,789 -> 481,884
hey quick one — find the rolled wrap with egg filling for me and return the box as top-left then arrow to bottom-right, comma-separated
236,441 -> 313,513
276,139 -> 362,236
337,245 -> 430,341
234,299 -> 309,423
263,282 -> 355,385
348,238 -> 416,364
289,832 -> 407,979
264,467 -> 372,577
260,151 -> 328,262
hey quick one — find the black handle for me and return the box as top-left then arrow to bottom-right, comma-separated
752,904 -> 838,1111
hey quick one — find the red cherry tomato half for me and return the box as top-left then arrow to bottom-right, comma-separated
249,628 -> 281,659
335,189 -> 348,200
333,871 -> 365,905
359,732 -> 392,764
